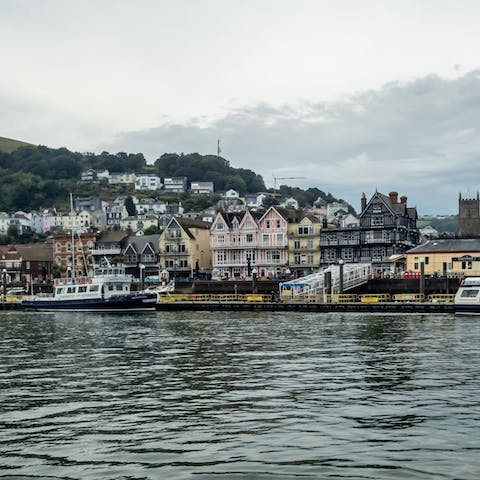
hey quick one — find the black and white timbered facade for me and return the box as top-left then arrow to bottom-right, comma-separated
320,191 -> 419,270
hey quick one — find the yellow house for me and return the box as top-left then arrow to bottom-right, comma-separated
287,213 -> 322,277
406,239 -> 480,276
159,217 -> 212,279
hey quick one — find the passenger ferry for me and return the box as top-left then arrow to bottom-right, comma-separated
22,265 -> 157,312
454,277 -> 480,315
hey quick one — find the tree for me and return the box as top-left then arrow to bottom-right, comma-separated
124,196 -> 136,216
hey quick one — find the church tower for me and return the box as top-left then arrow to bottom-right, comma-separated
458,192 -> 480,237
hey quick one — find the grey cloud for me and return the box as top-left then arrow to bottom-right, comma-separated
101,71 -> 480,214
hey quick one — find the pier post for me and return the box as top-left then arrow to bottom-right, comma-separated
339,260 -> 344,294
419,261 -> 425,296
252,268 -> 258,294
324,270 -> 332,301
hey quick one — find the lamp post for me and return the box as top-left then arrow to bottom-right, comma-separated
252,267 -> 258,294
2,268 -> 7,299
139,263 -> 145,291
338,259 -> 344,294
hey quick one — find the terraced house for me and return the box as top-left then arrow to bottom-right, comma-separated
158,217 -> 212,280
210,206 -> 291,280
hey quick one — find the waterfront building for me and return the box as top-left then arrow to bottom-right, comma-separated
406,238 -> 480,277
321,191 -> 419,271
52,232 -> 96,277
14,243 -> 53,284
123,234 -> 161,279
92,230 -> 129,266
210,206 -> 291,280
288,212 -> 322,277
158,217 -> 212,280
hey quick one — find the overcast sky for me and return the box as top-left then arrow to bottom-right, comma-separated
2,0 -> 480,214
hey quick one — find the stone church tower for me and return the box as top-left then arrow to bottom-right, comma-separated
458,192 -> 480,237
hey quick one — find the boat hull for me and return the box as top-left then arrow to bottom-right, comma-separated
22,293 -> 157,312
454,304 -> 480,315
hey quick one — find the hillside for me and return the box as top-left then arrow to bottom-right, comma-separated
0,136 -> 33,153
0,143 -> 350,213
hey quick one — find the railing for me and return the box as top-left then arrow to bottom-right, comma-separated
158,293 -> 273,303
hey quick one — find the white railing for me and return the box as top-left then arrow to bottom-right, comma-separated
280,263 -> 372,300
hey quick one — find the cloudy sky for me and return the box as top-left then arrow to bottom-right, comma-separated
2,0 -> 480,214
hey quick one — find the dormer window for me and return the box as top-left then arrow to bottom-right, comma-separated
216,223 -> 224,229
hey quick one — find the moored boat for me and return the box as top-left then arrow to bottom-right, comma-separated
22,265 -> 156,312
454,277 -> 480,315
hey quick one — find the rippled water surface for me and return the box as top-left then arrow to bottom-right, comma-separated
1,311 -> 480,479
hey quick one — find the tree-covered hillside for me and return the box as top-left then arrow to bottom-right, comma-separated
0,142 -> 351,213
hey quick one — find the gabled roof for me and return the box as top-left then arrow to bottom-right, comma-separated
13,243 -> 53,262
96,230 -> 129,243
125,234 -> 161,254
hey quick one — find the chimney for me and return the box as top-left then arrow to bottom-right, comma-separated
400,196 -> 407,204
361,192 -> 367,212
389,191 -> 398,204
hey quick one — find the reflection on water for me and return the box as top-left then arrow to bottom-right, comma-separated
1,311 -> 480,479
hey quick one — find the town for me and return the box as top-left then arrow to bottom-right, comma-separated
1,164 -> 478,296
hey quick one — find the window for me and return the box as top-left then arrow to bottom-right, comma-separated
77,243 -> 83,252
294,240 -> 300,249
276,220 -> 281,229
246,233 -> 253,243
266,220 -> 271,229
55,256 -> 62,266
90,285 -> 99,292
178,244 -> 186,253
87,241 -> 94,249
276,234 -> 284,245
263,234 -> 269,245
78,286 -> 87,293
218,235 -> 224,244
461,289 -> 479,298
55,242 -> 62,253
298,226 -> 313,235
372,216 -> 383,226
66,242 -> 72,252
216,223 -> 224,230
343,248 -> 354,261
307,239 -> 314,249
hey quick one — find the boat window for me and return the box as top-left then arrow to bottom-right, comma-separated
67,287 -> 76,294
460,289 -> 479,298
56,287 -> 64,295
108,285 -> 114,291
90,285 -> 99,292
78,286 -> 87,293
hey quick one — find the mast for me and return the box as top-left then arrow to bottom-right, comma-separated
70,193 -> 75,281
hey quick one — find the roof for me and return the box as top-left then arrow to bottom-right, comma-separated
13,244 -> 53,262
125,234 -> 161,253
407,239 -> 480,254
96,230 -> 129,243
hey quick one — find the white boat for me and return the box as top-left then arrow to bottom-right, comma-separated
22,265 -> 157,312
454,277 -> 480,315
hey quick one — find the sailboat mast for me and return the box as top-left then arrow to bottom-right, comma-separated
70,193 -> 74,281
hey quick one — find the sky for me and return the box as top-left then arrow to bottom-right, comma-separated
2,0 -> 480,214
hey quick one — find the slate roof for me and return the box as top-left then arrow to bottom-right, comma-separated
407,239 -> 480,254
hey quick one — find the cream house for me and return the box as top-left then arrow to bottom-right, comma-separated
406,239 -> 480,276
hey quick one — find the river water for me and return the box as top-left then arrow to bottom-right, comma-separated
0,311 -> 479,479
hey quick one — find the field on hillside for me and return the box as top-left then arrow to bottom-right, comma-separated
0,136 -> 32,153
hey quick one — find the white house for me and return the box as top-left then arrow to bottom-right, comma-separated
108,172 -> 136,185
164,177 -> 187,193
135,174 -> 162,191
190,181 -> 214,194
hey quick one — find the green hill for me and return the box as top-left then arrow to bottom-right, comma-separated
0,136 -> 33,153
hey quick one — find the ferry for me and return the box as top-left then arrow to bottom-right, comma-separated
22,265 -> 157,312
454,277 -> 480,315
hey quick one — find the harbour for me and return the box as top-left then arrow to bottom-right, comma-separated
1,310 -> 479,479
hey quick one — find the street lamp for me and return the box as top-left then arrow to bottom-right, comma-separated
139,263 -> 145,290
338,259 -> 344,294
2,268 -> 7,299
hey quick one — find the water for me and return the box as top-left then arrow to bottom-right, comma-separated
1,311 -> 479,479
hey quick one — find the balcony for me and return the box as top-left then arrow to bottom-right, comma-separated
92,247 -> 122,255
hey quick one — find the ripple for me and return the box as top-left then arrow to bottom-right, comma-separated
1,312 -> 480,479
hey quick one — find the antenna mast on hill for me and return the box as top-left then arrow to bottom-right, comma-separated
217,139 -> 221,157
